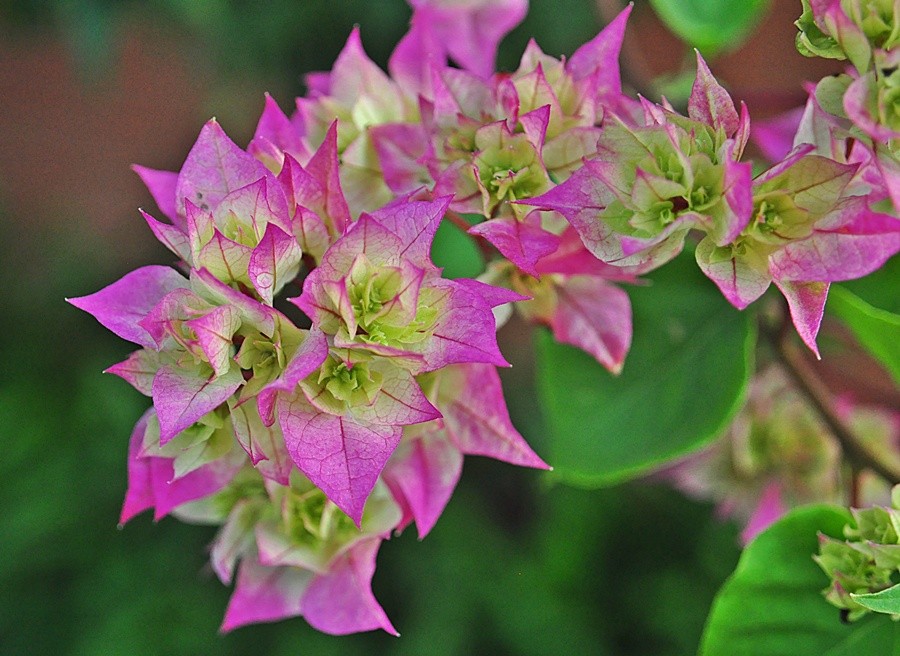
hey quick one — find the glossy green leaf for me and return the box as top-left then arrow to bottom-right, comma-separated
536,250 -> 754,486
840,256 -> 900,313
700,505 -> 900,655
852,583 -> 900,616
649,0 -> 770,55
828,285 -> 900,386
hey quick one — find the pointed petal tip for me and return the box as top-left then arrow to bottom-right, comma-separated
805,339 -> 823,360
117,507 -> 136,526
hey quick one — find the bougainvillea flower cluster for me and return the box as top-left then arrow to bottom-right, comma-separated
664,364 -> 899,545
70,0 -> 899,635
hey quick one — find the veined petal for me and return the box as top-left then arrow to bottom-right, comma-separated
420,279 -> 510,370
535,227 -> 638,280
292,205 -> 331,264
550,276 -> 632,374
186,199 -> 216,262
250,93 -> 310,168
249,223 -> 303,305
67,265 -> 189,349
138,287 -> 203,349
175,119 -> 268,218
120,411 -> 156,524
712,155 -> 753,246
568,3 -> 631,97
755,152 -> 855,215
352,364 -> 441,426
469,213 -> 560,277
618,214 -> 692,257
330,27 -> 399,106
525,161 -> 628,264
105,349 -> 160,396
192,268 -> 278,337
152,365 -> 243,445
184,305 -> 242,378
302,537 -> 398,636
291,269 -> 350,334
542,127 -> 604,176
140,209 -> 192,263
688,52 -> 739,136
257,328 -> 330,426
774,279 -> 830,358
519,105 -> 551,152
230,400 -> 295,485
383,433 -> 462,538
197,230 -> 253,286
696,236 -> 772,310
310,121 -> 352,232
768,201 -> 900,282
434,66 -> 493,120
435,363 -> 548,469
132,165 -> 180,227
452,278 -> 530,307
221,557 -> 312,632
367,196 -> 451,267
213,176 -> 293,239
276,393 -> 402,526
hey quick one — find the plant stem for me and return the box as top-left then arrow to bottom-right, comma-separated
764,325 -> 900,486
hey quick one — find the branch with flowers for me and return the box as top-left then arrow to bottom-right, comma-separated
67,0 -> 899,649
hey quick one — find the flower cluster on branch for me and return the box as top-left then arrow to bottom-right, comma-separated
69,0 -> 899,634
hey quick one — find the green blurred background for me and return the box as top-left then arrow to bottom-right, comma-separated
0,1 -> 833,653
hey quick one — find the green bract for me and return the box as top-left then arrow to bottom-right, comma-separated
473,124 -> 550,215
815,485 -> 900,620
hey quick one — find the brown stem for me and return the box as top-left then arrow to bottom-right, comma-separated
763,325 -> 900,486
850,464 -> 862,508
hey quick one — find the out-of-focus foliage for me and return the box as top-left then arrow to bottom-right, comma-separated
537,249 -> 754,486
828,286 -> 900,386
648,0 -> 770,55
0,0 -> 603,92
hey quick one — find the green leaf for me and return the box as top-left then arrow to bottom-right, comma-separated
700,505 -> 900,656
536,250 -> 754,486
648,0 -> 770,56
828,285 -> 900,386
815,75 -> 852,120
852,583 -> 900,616
839,256 -> 900,313
795,0 -> 846,61
431,216 -> 484,279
